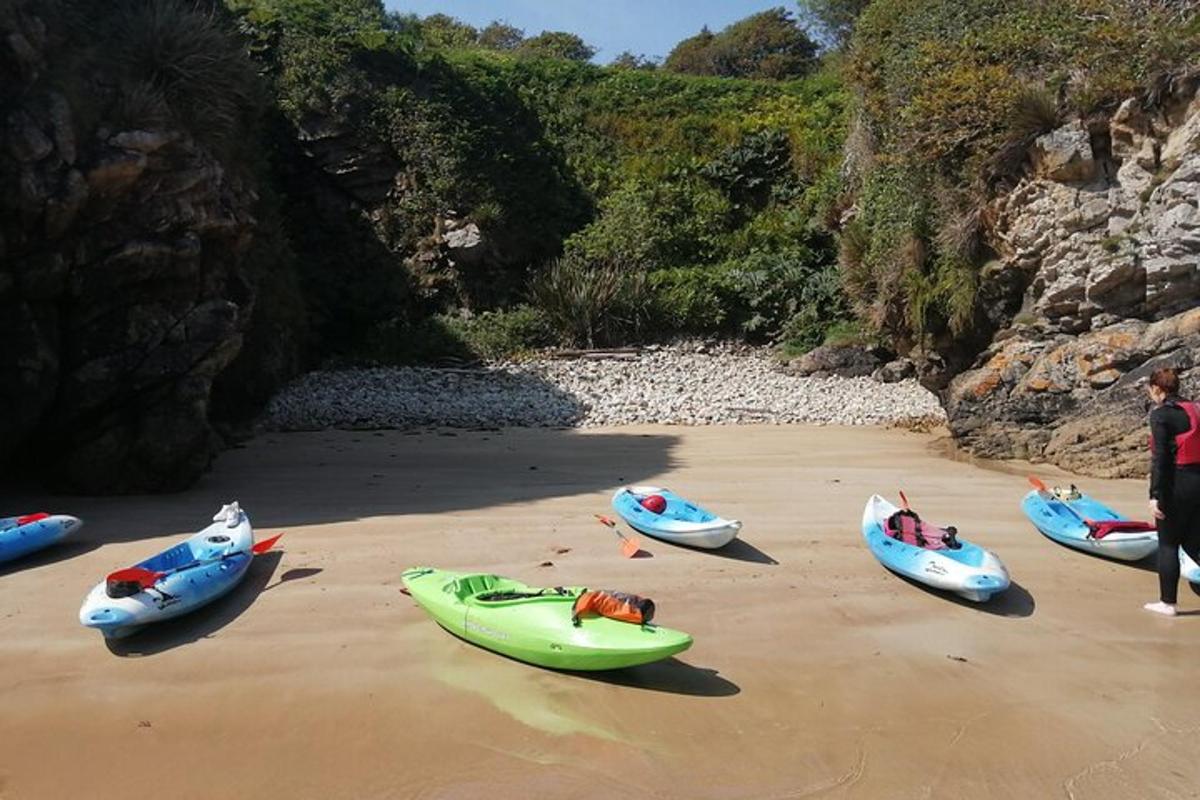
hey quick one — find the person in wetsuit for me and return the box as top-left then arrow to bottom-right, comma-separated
1144,367 -> 1200,616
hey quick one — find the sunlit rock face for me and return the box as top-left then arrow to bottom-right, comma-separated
945,76 -> 1200,476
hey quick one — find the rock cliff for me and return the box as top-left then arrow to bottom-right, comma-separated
945,74 -> 1200,476
0,0 -> 265,491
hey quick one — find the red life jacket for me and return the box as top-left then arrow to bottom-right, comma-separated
1149,401 -> 1200,466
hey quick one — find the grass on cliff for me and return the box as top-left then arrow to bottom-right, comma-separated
838,0 -> 1200,354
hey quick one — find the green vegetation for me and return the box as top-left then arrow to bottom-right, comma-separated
192,0 -> 1200,370
664,8 -> 819,80
839,0 -> 1200,352
222,0 -> 850,361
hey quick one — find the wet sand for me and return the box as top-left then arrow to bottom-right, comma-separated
1,425 -> 1198,799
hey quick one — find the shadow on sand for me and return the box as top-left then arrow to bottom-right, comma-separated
0,426 -> 680,561
104,551 -> 284,657
895,573 -> 1036,618
563,658 -> 740,697
0,538 -> 94,578
679,537 -> 778,565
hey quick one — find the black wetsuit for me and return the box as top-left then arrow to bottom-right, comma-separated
1150,396 -> 1200,604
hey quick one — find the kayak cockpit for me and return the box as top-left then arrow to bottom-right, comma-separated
451,574 -> 575,606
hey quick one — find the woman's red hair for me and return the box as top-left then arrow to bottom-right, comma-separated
1149,367 -> 1180,395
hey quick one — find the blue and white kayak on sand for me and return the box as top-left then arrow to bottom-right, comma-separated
1021,484 -> 1199,581
862,495 -> 1010,603
611,486 -> 741,549
0,513 -> 82,565
79,502 -> 281,639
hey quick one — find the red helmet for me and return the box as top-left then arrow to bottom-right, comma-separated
639,494 -> 667,514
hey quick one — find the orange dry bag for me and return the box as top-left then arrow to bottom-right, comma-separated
571,590 -> 655,626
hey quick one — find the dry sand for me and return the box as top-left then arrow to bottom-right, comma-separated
1,425 -> 1198,799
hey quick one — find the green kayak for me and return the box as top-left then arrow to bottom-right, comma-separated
401,567 -> 693,670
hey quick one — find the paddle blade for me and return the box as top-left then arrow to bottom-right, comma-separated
1027,475 -> 1048,493
619,536 -> 641,558
898,490 -> 910,510
252,533 -> 284,555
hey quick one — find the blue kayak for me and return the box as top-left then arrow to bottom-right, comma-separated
862,495 -> 1010,602
0,513 -> 82,565
79,502 -> 281,639
1022,485 -> 1200,580
611,486 -> 741,549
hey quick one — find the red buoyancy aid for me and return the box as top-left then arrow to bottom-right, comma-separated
884,510 -> 956,551
1149,401 -> 1200,466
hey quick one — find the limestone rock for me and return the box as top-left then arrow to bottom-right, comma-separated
785,344 -> 883,378
874,358 -> 916,383
945,311 -> 1200,477
1031,121 -> 1096,183
1161,88 -> 1200,170
444,221 -> 483,251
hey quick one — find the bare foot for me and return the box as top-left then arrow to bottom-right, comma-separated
1143,601 -> 1178,617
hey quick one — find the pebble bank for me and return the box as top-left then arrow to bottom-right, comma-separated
263,345 -> 945,431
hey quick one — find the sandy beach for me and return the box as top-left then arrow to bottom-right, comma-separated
1,425 -> 1198,799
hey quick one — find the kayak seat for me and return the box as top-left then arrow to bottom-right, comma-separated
138,541 -> 198,573
884,510 -> 961,551
451,574 -> 502,601
1088,520 -> 1156,539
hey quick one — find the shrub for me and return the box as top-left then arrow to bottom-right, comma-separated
445,306 -> 555,360
822,319 -> 869,347
647,266 -> 740,334
530,257 -> 647,347
365,316 -> 477,365
727,245 -> 846,341
97,0 -> 263,152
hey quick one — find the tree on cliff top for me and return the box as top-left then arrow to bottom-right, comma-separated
610,51 -> 658,70
798,0 -> 871,48
518,30 -> 596,62
419,13 -> 478,48
478,20 -> 525,51
665,8 -> 818,80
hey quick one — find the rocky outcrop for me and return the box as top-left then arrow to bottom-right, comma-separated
783,344 -> 884,378
945,74 -> 1200,476
0,1 -> 263,491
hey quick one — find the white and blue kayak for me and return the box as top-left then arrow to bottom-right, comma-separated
611,486 -> 741,549
0,513 -> 82,565
862,495 -> 1010,603
79,503 -> 281,639
1022,482 -> 1199,580
0,513 -> 81,563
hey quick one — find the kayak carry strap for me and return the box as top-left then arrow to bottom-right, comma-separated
571,589 -> 655,626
